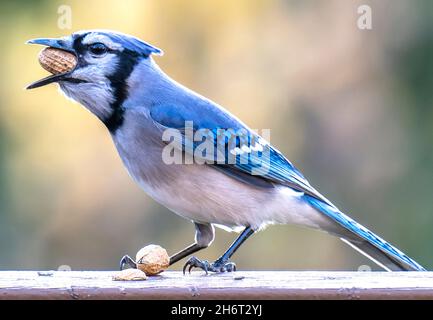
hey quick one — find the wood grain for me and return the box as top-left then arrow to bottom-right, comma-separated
0,271 -> 432,299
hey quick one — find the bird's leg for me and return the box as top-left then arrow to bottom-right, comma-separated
170,223 -> 214,265
120,222 -> 214,270
169,243 -> 206,265
183,226 -> 255,274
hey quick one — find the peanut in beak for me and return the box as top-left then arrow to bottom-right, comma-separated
38,47 -> 77,75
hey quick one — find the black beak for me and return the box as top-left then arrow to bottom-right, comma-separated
26,37 -> 78,89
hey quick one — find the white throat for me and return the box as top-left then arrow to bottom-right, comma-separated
59,81 -> 114,120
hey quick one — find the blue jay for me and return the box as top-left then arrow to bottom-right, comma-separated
27,30 -> 425,273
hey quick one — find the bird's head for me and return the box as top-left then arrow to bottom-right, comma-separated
27,30 -> 162,126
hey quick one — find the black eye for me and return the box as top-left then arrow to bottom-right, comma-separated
89,43 -> 108,56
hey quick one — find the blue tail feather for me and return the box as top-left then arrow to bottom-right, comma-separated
304,194 -> 425,271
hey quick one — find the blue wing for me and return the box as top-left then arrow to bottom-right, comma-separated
150,101 -> 425,271
150,102 -> 329,203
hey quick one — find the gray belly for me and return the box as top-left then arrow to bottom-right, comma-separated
113,136 -> 273,227
111,111 -> 333,231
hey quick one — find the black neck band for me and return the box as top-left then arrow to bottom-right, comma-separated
104,50 -> 143,132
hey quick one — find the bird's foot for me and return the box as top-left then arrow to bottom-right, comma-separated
119,254 -> 137,270
183,256 -> 236,274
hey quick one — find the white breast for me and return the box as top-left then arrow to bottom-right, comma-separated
112,109 -> 334,232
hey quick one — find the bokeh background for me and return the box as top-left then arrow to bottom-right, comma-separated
0,0 -> 432,271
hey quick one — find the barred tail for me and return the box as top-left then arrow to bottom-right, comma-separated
304,195 -> 425,271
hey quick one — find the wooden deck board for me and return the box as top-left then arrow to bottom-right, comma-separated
1,271 -> 432,299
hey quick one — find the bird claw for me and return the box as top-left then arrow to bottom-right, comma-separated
221,261 -> 237,272
119,254 -> 137,270
183,256 -> 209,275
183,256 -> 237,275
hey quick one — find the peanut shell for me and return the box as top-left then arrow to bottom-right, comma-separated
136,244 -> 170,276
112,268 -> 147,281
38,47 -> 77,74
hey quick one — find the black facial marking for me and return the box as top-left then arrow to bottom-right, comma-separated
72,33 -> 90,69
70,33 -> 147,132
72,33 -> 88,55
104,49 -> 142,132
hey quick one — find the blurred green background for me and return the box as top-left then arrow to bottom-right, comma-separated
0,0 -> 432,271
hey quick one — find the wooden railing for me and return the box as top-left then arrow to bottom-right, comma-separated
0,271 -> 432,299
